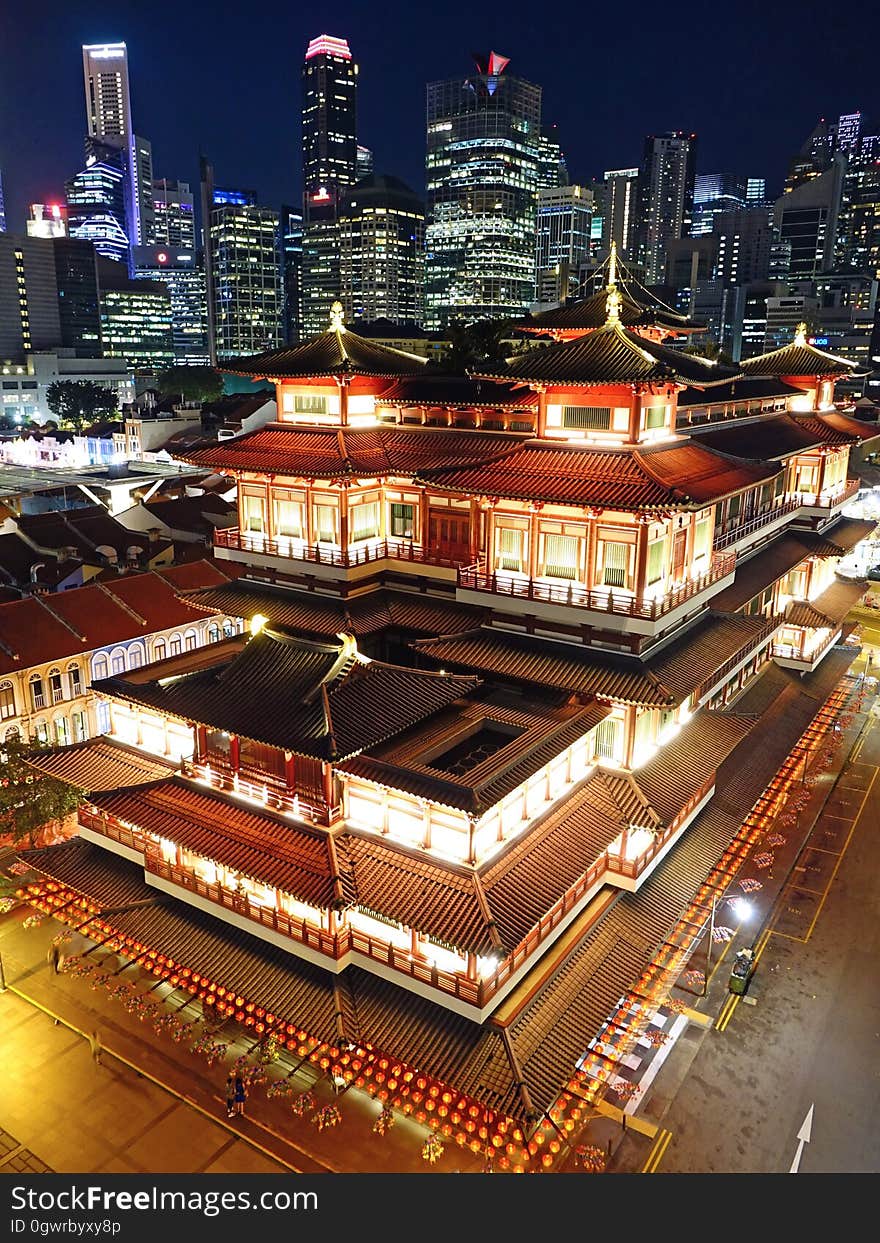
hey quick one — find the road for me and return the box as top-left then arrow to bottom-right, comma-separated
632,708 -> 880,1173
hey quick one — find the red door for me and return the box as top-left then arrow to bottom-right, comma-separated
429,512 -> 471,564
671,530 -> 687,582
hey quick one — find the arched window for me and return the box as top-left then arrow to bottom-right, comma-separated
67,663 -> 82,698
153,639 -> 167,661
223,620 -> 235,638
128,643 -> 145,670
49,667 -> 64,704
96,701 -> 111,735
184,629 -> 198,651
72,711 -> 87,743
4,724 -> 20,742
169,634 -> 182,656
33,719 -> 49,745
208,624 -> 220,644
29,674 -> 46,711
92,654 -> 109,682
0,681 -> 15,720
54,716 -> 70,747
111,648 -> 126,675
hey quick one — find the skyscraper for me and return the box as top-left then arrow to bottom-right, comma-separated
27,204 -> 69,239
81,42 -> 153,246
602,168 -> 640,262
208,189 -> 282,359
636,132 -> 697,284
535,185 -> 593,304
339,175 -> 425,325
65,142 -> 129,264
301,35 -> 359,337
773,157 -> 845,278
425,52 -> 542,328
536,128 -> 568,189
151,179 -> 195,249
132,245 -> 209,366
0,234 -> 101,359
690,173 -> 747,236
97,256 -> 173,371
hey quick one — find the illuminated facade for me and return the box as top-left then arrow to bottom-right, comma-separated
21,286 -> 877,1158
301,35 -> 359,338
339,175 -> 425,326
637,132 -> 698,284
132,244 -> 209,366
535,185 -> 594,305
98,260 -> 173,372
209,193 -> 282,359
425,53 -> 543,328
65,143 -> 129,265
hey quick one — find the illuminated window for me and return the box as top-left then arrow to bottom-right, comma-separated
595,718 -> 620,760
645,406 -> 666,430
646,539 -> 665,584
293,393 -> 328,415
693,519 -> 711,560
243,495 -> 264,533
350,502 -> 379,542
390,503 -> 415,538
602,542 -> 629,588
562,406 -> 611,430
273,499 -> 303,538
314,504 -> 337,543
543,534 -> 578,580
498,527 -> 524,572
29,676 -> 45,711
0,682 -> 15,720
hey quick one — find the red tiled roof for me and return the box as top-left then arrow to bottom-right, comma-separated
179,425 -> 522,478
740,340 -> 866,378
785,576 -> 867,629
155,560 -> 233,592
221,325 -> 427,379
378,376 -> 537,410
26,738 -> 177,791
689,413 -> 827,459
417,439 -> 778,509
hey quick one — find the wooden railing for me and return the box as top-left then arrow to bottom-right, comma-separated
180,758 -> 342,826
457,552 -> 735,620
772,626 -> 841,665
713,498 -> 801,550
214,527 -> 467,570
692,617 -> 780,703
801,478 -> 861,509
81,772 -> 719,1010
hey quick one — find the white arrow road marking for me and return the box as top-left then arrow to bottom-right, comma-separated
789,1104 -> 814,1173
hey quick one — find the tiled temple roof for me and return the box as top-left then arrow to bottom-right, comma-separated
25,738 -> 177,792
740,338 -> 867,378
378,375 -> 537,410
785,576 -> 868,629
516,284 -> 699,336
220,323 -> 426,379
93,630 -> 479,761
416,438 -> 779,510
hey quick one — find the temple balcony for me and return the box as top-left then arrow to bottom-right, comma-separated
772,627 -> 843,672
456,551 -> 735,636
213,527 -> 461,584
796,478 -> 860,522
712,497 -> 801,554
180,757 -> 342,827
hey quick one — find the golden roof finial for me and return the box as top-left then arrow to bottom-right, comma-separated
606,285 -> 622,326
794,321 -> 808,347
330,301 -> 346,333
607,240 -> 618,290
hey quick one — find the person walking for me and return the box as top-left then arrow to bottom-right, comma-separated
88,1029 -> 102,1067
225,1075 -> 236,1119
47,941 -> 61,974
233,1074 -> 246,1117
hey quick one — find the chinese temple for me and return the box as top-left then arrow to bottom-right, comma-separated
18,299 -> 878,1160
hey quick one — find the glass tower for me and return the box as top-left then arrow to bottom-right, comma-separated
425,53 -> 542,329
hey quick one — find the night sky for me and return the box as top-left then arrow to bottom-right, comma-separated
0,0 -> 876,232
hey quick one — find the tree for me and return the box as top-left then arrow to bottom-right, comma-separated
683,338 -> 736,367
438,318 -> 515,374
157,366 -> 223,405
45,380 -> 118,431
0,736 -> 83,849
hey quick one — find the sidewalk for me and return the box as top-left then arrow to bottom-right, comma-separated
590,670 -> 874,1174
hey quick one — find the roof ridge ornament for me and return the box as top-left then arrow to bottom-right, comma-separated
606,285 -> 623,326
607,240 -> 618,291
330,301 -> 346,333
794,321 -> 808,347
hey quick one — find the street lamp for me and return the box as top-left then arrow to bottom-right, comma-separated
700,891 -> 753,997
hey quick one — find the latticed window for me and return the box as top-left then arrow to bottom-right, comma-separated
562,405 -> 611,430
693,519 -> 711,560
644,406 -> 665,430
293,393 -> 328,414
543,534 -> 578,580
498,528 -> 523,572
390,503 -> 415,538
243,495 -> 264,533
774,474 -> 785,497
350,502 -> 379,542
273,499 -> 302,538
595,718 -> 620,760
315,505 -> 337,543
647,539 -> 665,584
602,542 -> 629,588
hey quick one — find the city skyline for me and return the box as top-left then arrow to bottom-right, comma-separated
0,0 -> 875,235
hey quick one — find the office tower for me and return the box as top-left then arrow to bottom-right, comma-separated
840,161 -> 880,277
636,132 -> 697,283
784,119 -> 834,193
208,190 -> 282,358
27,204 -> 69,239
713,207 -> 772,285
690,173 -> 746,236
97,256 -> 173,371
746,178 -> 767,204
338,174 -> 425,325
356,146 -> 374,180
280,206 -> 304,345
82,42 -> 153,247
425,52 -> 542,328
535,185 -> 593,304
132,244 -> 209,365
602,168 -> 639,261
53,238 -> 102,357
150,178 -> 196,250
773,157 -> 845,278
65,141 -> 129,263
664,235 -> 718,307
0,170 -> 5,232
834,112 -> 863,157
198,156 -> 218,364
301,35 -> 359,336
0,235 -> 63,356
536,128 -> 568,189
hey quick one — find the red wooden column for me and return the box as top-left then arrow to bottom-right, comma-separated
814,451 -> 827,504
627,385 -> 642,443
194,723 -> 207,762
634,515 -> 650,604
623,708 -> 636,769
284,750 -> 296,793
536,386 -> 548,436
337,377 -> 349,426
229,735 -> 240,775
